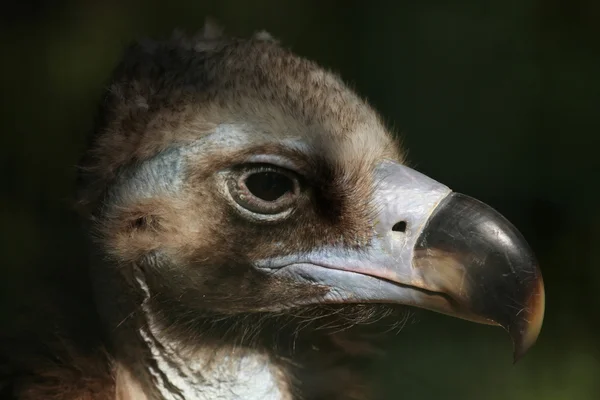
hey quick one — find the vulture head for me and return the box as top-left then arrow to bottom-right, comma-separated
71,27 -> 545,400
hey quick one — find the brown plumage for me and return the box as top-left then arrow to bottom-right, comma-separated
1,22 -> 545,400
2,27 -> 404,400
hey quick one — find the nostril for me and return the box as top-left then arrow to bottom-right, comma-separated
392,221 -> 407,233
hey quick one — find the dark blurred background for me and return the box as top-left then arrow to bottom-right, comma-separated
1,0 -> 599,399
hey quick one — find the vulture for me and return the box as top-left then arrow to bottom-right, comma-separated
1,26 -> 545,400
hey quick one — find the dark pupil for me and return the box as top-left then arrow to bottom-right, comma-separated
245,172 -> 293,202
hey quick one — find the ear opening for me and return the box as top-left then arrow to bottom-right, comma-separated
122,210 -> 162,234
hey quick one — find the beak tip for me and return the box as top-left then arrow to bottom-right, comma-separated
511,274 -> 546,363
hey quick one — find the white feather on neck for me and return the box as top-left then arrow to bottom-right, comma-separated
125,273 -> 291,400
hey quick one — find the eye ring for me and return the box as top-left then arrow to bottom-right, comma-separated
226,164 -> 301,217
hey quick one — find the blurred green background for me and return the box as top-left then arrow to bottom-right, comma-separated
1,0 -> 599,399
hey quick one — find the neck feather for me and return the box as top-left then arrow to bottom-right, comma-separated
127,271 -> 293,400
100,264 -> 399,400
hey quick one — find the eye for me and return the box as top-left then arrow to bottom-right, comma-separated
226,165 -> 301,216
245,171 -> 295,202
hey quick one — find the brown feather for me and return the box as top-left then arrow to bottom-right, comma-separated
5,27 -> 410,400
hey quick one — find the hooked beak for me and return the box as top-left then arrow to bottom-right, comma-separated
257,161 -> 545,361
